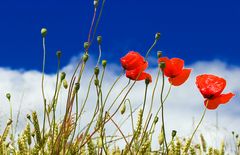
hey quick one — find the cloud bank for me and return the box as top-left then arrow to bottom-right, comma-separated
0,55 -> 239,152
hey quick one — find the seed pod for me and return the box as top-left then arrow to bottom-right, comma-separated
41,28 -> 47,37
60,72 -> 66,81
97,36 -> 102,44
56,50 -> 61,59
83,53 -> 89,63
155,32 -> 161,40
63,79 -> 68,89
102,60 -> 107,68
120,103 -> 126,115
157,51 -> 162,58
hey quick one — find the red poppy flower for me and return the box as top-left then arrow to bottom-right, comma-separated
120,51 -> 152,82
158,57 -> 191,86
196,74 -> 235,110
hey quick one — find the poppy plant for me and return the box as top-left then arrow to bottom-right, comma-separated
120,51 -> 152,82
158,57 -> 191,86
196,74 -> 235,110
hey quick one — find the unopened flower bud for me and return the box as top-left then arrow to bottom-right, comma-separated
159,62 -> 166,69
41,28 -> 47,37
145,78 -> 151,85
83,53 -> 89,63
172,130 -> 177,138
120,103 -> 126,115
94,79 -> 99,86
154,116 -> 159,124
236,134 -> 239,139
60,72 -> 66,81
94,0 -> 99,7
27,114 -> 31,120
232,131 -> 235,135
63,79 -> 68,89
7,119 -> 13,126
157,51 -> 162,58
97,36 -> 102,44
74,83 -> 80,91
155,32 -> 161,40
6,93 -> 11,101
56,50 -> 61,59
84,42 -> 89,49
102,60 -> 107,68
94,67 -> 100,76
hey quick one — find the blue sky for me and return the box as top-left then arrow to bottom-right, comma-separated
0,0 -> 240,72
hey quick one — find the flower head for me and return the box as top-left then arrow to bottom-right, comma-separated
158,57 -> 191,86
196,74 -> 235,110
120,51 -> 152,82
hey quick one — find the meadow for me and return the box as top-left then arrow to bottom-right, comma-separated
0,0 -> 239,155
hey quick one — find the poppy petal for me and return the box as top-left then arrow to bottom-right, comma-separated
170,58 -> 184,76
120,51 -> 145,70
196,74 -> 226,98
126,70 -> 152,82
204,93 -> 235,110
168,68 -> 191,86
159,57 -> 184,78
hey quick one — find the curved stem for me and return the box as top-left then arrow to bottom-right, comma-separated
145,39 -> 158,61
187,101 -> 208,152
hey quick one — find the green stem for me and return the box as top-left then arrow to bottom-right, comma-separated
41,36 -> 47,154
187,101 -> 208,152
145,39 -> 158,61
160,70 -> 168,154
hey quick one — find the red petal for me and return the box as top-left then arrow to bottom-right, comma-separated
126,70 -> 152,82
159,57 -> 184,78
204,93 -> 235,110
120,51 -> 145,70
196,74 -> 226,98
168,68 -> 191,86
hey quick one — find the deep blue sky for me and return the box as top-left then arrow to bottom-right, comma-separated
0,0 -> 240,72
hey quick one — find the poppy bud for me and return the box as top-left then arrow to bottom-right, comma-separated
159,62 -> 166,69
172,130 -> 177,138
94,0 -> 98,7
232,131 -> 235,135
97,36 -> 102,44
60,72 -> 66,81
74,83 -> 80,91
145,78 -> 151,85
83,53 -> 89,63
153,116 -> 158,124
56,50 -> 61,59
94,79 -> 99,86
94,67 -> 100,76
7,119 -> 13,126
155,32 -> 161,40
157,51 -> 162,58
120,103 -> 126,115
84,42 -> 89,49
41,28 -> 47,37
236,134 -> 239,139
27,114 -> 31,120
63,79 -> 68,89
102,60 -> 107,68
6,93 -> 11,101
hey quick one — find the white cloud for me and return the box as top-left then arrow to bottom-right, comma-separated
0,56 -> 239,153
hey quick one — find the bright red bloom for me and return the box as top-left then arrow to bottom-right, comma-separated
196,74 -> 235,110
158,57 -> 191,86
120,51 -> 152,82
